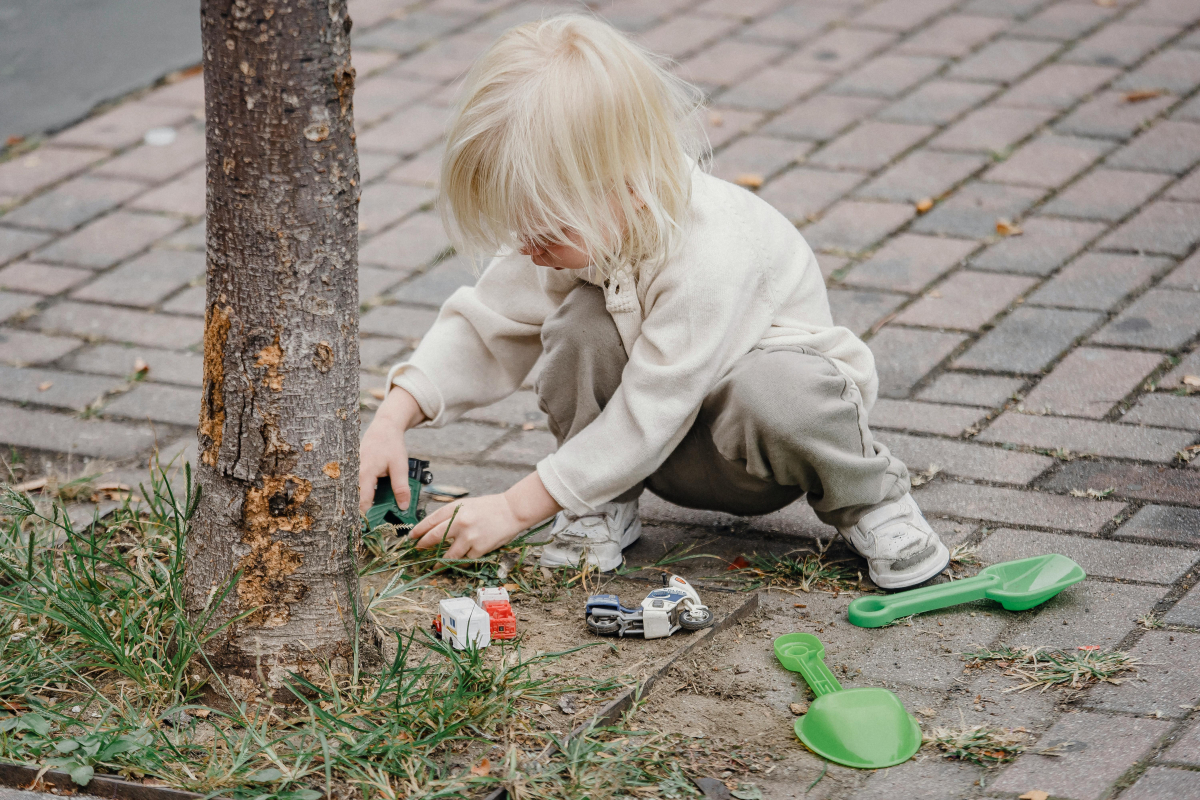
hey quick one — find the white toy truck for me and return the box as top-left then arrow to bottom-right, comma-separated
585,574 -> 714,639
432,597 -> 491,650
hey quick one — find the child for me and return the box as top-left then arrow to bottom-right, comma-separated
358,14 -> 949,589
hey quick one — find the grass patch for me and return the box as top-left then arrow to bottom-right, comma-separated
0,465 -> 764,799
962,645 -> 1138,693
1136,613 -> 1164,630
719,545 -> 863,594
924,725 -> 1026,767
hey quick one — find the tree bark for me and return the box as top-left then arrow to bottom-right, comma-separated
187,0 -> 362,686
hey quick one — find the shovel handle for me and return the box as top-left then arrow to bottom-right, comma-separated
774,634 -> 843,698
847,574 -> 998,628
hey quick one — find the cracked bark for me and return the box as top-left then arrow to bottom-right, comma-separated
187,0 -> 363,683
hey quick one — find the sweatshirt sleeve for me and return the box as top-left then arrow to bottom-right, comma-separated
387,253 -> 571,426
536,244 -> 772,514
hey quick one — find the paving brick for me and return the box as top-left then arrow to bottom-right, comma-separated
716,67 -> 828,111
462,390 -> 547,428
778,28 -> 897,74
359,212 -> 452,273
1158,347 -> 1200,391
357,104 -> 448,155
360,265 -> 404,301
971,218 -> 1107,276
1125,0 -> 1200,25
700,107 -> 764,149
867,398 -> 986,435
1087,631 -> 1200,720
691,0 -> 781,21
896,271 -> 1036,330
62,344 -> 203,387
406,421 -> 509,459
637,13 -> 740,59
1055,90 -> 1177,140
955,306 -> 1103,373
911,182 -> 1047,239
388,32 -> 494,82
1164,720 -> 1200,764
896,14 -> 1010,58
91,125 -> 206,183
855,149 -> 986,202
53,102 -> 194,150
930,105 -> 1057,153
2,175 -> 145,232
33,302 -> 203,348
1115,48 -> 1200,96
711,135 -> 815,184
999,62 -> 1120,110
915,482 -> 1123,532
354,75 -> 439,127
869,327 -> 968,397
1099,200 -> 1200,256
980,411 -> 1195,461
1042,460 -> 1200,506
0,364 -> 122,411
70,249 -> 204,307
947,38 -> 1060,83
359,337 -> 408,369
358,182 -> 436,236
1042,170 -> 1173,221
1169,169 -> 1200,202
0,329 -> 82,366
826,288 -> 906,335
359,304 -> 440,341
1009,1 -> 1116,40
1063,22 -> 1180,68
959,0 -> 1045,16
987,133 -> 1114,187
0,261 -> 92,295
126,165 -> 206,217
0,403 -> 156,459
679,39 -> 786,87
878,431 -> 1053,483
102,383 -> 200,427
159,220 -> 205,251
1030,253 -> 1168,312
1167,578 -> 1200,627
161,285 -> 205,316
1124,394 -> 1200,430
809,121 -> 932,171
0,148 -> 108,204
487,429 -> 557,465
875,80 -> 998,126
737,3 -> 851,45
0,291 -> 38,323
1177,93 -> 1200,122
1119,767 -> 1200,800
851,0 -> 956,31
1117,504 -> 1200,545
1001,576 -> 1164,651
393,256 -> 476,307
758,167 -> 864,223
984,528 -> 1195,585
841,233 -> 977,293
816,253 -> 849,280
0,227 -> 52,265
852,759 -> 981,800
1021,347 -> 1162,417
802,200 -> 916,253
1092,288 -> 1200,349
1107,121 -> 1200,175
917,372 -> 1025,407
762,94 -> 884,141
35,212 -> 182,269
353,9 -> 468,54
992,713 -> 1171,800
1164,250 -> 1200,290
829,55 -> 945,99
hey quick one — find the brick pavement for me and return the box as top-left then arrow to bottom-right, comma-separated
2,0 -> 1200,796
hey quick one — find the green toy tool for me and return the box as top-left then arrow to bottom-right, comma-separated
774,633 -> 921,769
848,554 -> 1086,628
362,458 -> 434,533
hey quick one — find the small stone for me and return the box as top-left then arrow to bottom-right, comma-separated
790,702 -> 809,715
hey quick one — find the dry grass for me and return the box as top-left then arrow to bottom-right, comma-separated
925,724 -> 1027,766
962,645 -> 1138,693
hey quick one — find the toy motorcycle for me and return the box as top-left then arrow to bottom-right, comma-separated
585,574 -> 714,639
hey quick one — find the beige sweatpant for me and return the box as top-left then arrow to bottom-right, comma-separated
535,284 -> 911,528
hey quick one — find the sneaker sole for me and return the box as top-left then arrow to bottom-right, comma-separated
538,517 -> 642,573
871,539 -> 951,590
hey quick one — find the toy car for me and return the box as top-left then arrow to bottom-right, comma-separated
432,597 -> 491,649
585,574 -> 714,639
477,586 -> 517,639
363,458 -> 433,532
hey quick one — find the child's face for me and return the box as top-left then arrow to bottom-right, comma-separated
519,229 -> 591,270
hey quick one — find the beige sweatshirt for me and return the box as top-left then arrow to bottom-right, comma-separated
387,168 -> 878,516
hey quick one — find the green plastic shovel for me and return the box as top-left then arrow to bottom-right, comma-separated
774,633 -> 921,769
847,554 -> 1086,628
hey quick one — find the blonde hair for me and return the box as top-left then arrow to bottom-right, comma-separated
439,14 -> 706,276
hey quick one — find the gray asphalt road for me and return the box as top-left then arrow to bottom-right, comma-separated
0,0 -> 201,143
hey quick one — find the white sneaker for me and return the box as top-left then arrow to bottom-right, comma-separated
837,494 -> 949,589
539,499 -> 642,572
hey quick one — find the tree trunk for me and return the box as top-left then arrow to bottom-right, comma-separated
187,0 -> 362,689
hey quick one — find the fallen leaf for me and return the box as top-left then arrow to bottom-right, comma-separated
537,703 -> 553,714
709,112 -> 724,127
793,603 -> 806,608
95,481 -> 131,492
1077,645 -> 1100,651
522,422 -> 536,430
734,173 -> 764,189
927,289 -> 942,298
1019,791 -> 1050,800
12,477 -> 48,493
915,197 -> 934,213
368,387 -> 386,400
789,702 -> 808,715
193,708 -> 211,718
1123,89 -> 1165,103
37,381 -> 53,391
470,757 -> 491,777
1182,375 -> 1200,387
502,582 -> 519,592
727,556 -> 751,570
558,694 -> 578,714
916,707 -> 938,718
996,218 -> 1022,236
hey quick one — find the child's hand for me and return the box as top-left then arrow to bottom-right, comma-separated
408,471 -> 563,560
359,388 -> 426,514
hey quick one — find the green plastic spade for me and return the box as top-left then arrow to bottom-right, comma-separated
848,554 -> 1086,629
774,633 -> 921,769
